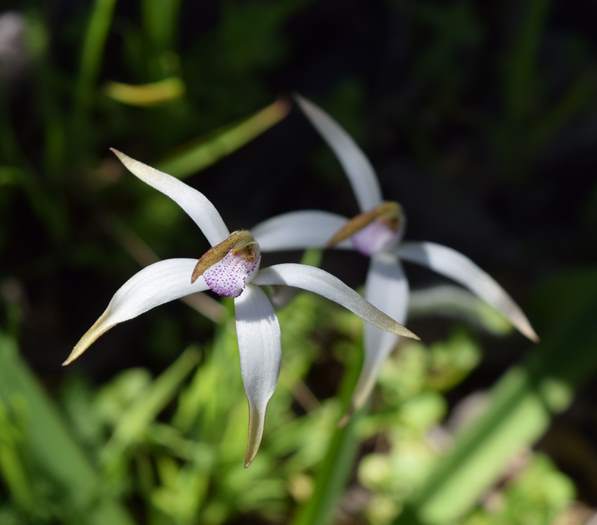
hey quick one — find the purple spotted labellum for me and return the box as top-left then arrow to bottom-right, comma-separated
351,220 -> 399,256
64,150 -> 419,466
194,230 -> 261,297
252,95 -> 539,419
203,251 -> 260,297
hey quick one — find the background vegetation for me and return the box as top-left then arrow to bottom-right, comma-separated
1,1 -> 596,523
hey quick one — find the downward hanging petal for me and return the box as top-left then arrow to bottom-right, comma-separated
295,95 -> 383,212
350,254 -> 409,416
63,259 -> 209,365
397,241 -> 539,342
111,149 -> 230,246
254,263 -> 418,340
252,210 -> 351,252
234,285 -> 281,467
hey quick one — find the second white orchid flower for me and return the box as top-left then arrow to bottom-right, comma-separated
252,95 -> 539,417
64,149 -> 419,466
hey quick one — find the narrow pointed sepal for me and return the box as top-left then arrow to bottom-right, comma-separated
63,259 -> 209,366
347,254 -> 410,417
244,403 -> 266,468
252,210 -> 351,252
110,148 -> 230,246
234,285 -> 281,467
63,310 -> 112,366
294,95 -> 383,212
397,241 -> 539,342
253,263 -> 419,341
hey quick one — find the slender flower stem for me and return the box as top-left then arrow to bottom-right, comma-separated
292,343 -> 364,525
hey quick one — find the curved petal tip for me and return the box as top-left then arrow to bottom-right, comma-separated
524,324 -> 540,344
243,403 -> 265,468
62,311 -> 112,366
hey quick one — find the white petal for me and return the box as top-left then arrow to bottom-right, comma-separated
254,263 -> 418,340
351,253 -> 409,414
397,241 -> 539,342
252,210 -> 351,252
64,259 -> 209,365
234,285 -> 281,467
295,95 -> 383,212
111,149 -> 229,246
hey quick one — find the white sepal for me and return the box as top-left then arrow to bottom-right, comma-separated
397,241 -> 538,342
254,263 -> 418,340
252,210 -> 351,252
352,253 -> 409,413
295,95 -> 383,212
234,285 -> 281,467
64,259 -> 209,365
111,149 -> 230,246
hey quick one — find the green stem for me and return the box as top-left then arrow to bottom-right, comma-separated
73,0 -> 117,133
292,344 -> 364,525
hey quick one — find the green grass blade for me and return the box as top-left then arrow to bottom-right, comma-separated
102,347 -> 200,463
0,404 -> 35,511
74,0 -> 117,120
291,343 -> 363,525
157,99 -> 290,178
141,0 -> 181,55
0,333 -> 133,524
394,275 -> 597,524
502,0 -> 551,119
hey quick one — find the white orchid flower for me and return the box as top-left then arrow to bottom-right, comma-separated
64,149 -> 419,466
252,95 -> 539,417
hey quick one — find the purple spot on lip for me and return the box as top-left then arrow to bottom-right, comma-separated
203,251 -> 261,297
351,221 -> 399,256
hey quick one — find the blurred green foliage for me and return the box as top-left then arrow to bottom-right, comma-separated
1,281 -> 589,524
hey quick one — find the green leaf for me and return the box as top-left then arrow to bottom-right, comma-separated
291,341 -> 363,525
157,100 -> 290,178
102,347 -> 200,465
0,333 -> 133,524
393,272 -> 597,524
104,78 -> 185,107
74,0 -> 118,117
